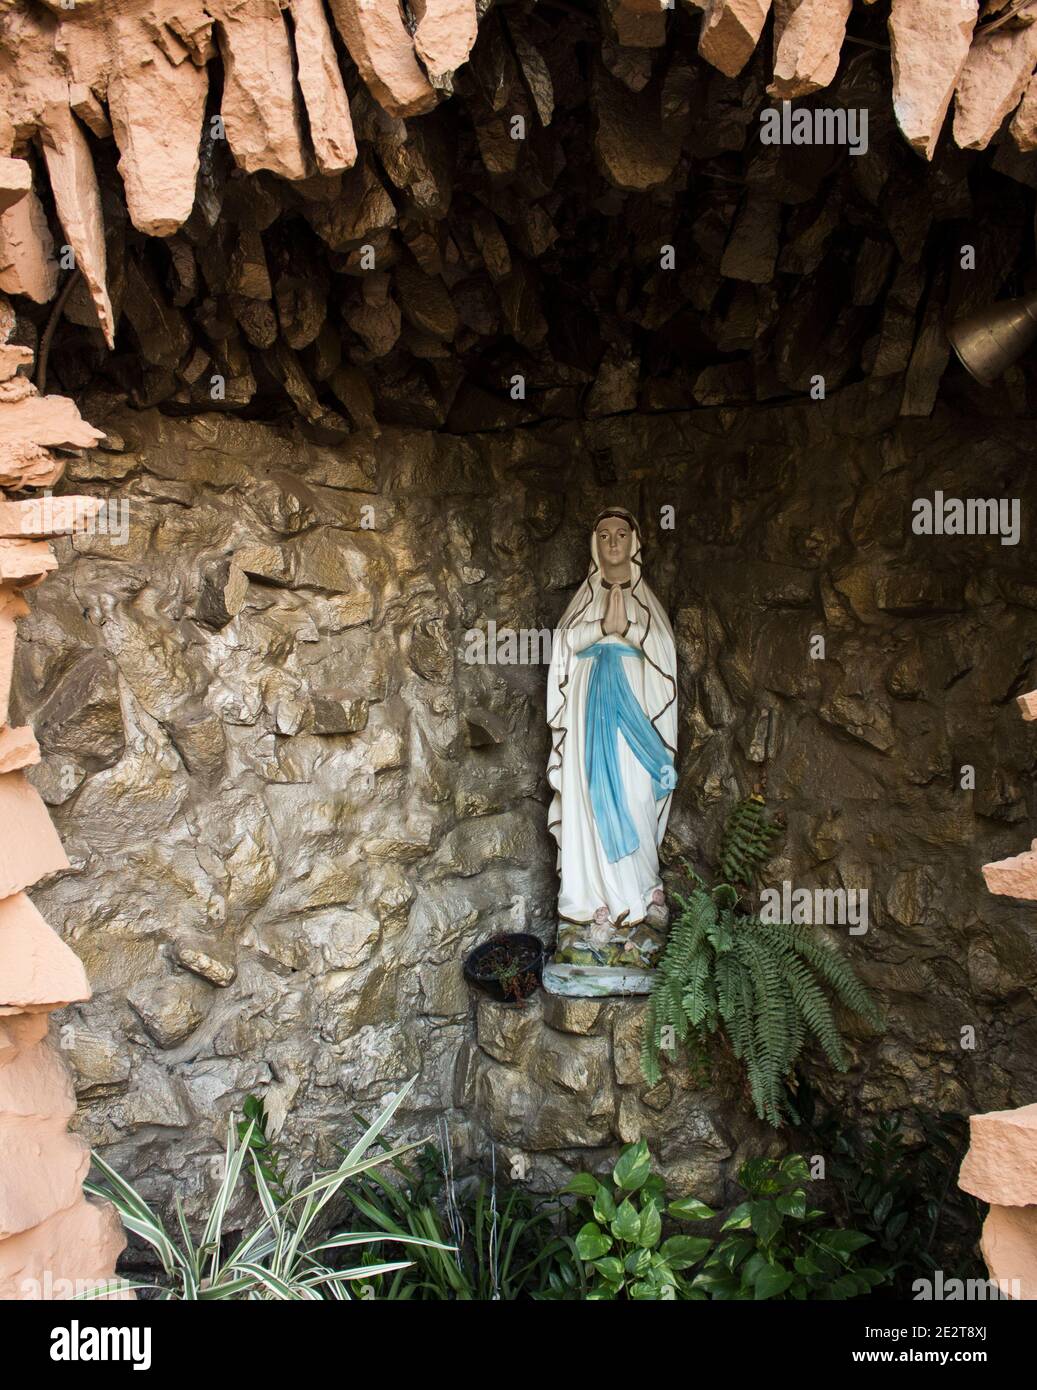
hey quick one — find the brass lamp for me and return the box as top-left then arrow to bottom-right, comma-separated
947,290 -> 1037,386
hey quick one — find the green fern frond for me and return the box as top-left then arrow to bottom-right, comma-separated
639,799 -> 884,1124
718,796 -> 780,889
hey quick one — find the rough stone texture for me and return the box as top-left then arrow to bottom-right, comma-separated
0,1196 -> 128,1300
463,994 -> 771,1198
327,0 -> 437,118
105,2 -> 213,237
5,390 -> 1035,1210
289,0 -> 358,175
0,892 -> 89,1012
38,101 -> 115,346
699,0 -> 772,80
984,839 -> 1037,898
769,0 -> 853,101
953,20 -> 1037,152
0,302 -> 125,1296
979,1205 -> 1037,1301
889,0 -> 978,161
207,0 -> 309,181
959,1103 -> 1037,1205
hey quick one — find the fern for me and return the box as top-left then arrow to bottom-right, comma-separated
718,795 -> 780,890
642,798 -> 883,1126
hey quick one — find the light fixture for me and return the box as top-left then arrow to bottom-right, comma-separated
947,290 -> 1037,386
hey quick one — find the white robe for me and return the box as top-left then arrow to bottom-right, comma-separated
546,525 -> 677,927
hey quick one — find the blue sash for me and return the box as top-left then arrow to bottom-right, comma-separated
577,641 -> 676,864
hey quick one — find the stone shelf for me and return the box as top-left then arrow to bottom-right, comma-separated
454,990 -> 774,1204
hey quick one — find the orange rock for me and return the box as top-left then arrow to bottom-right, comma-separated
889,0 -> 978,160
953,20 -> 1037,151
1017,689 -> 1037,721
106,2 -> 213,236
0,344 -> 33,382
0,538 -> 57,586
0,392 -> 104,449
0,773 -> 70,898
982,840 -> 1037,900
0,1033 -> 76,1120
0,585 -> 29,726
1011,70 -> 1037,151
410,0 -> 479,89
0,441 -> 66,491
979,1206 -> 1037,1301
0,495 -> 105,538
769,0 -> 852,100
959,1103 -> 1037,1206
699,0 -> 773,80
208,0 -> 309,180
0,892 -> 89,1013
0,1042 -> 90,1240
0,186 -> 58,304
0,726 -> 39,774
289,0 -> 358,174
327,0 -> 438,118
0,1014 -> 49,1063
38,101 -> 114,346
0,1196 -> 128,1300
0,155 -> 30,216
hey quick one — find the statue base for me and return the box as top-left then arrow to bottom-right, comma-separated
541,961 -> 655,998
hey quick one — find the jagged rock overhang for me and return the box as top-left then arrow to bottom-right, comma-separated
2,1 -> 1037,436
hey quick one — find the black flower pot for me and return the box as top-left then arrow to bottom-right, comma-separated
463,933 -> 545,1004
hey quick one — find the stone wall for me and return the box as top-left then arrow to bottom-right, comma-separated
14,373 -> 1037,1215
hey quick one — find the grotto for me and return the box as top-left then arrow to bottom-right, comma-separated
2,0 -> 1037,1317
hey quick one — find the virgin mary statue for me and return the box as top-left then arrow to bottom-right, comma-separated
544,508 -> 677,993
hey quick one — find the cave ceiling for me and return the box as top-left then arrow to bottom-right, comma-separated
2,0 -> 1037,437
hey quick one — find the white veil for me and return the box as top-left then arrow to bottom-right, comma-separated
546,508 -> 678,857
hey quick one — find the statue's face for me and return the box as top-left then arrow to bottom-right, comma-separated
597,516 -> 633,573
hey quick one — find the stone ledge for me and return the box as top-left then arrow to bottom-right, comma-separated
461,991 -> 771,1203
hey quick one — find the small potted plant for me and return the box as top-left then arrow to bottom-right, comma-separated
463,933 -> 545,1005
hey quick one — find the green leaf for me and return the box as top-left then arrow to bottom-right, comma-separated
612,1140 -> 651,1193
624,1248 -> 652,1277
817,1229 -> 872,1257
563,1174 -> 599,1198
660,1235 -> 712,1269
776,1189 -> 807,1219
591,1257 -> 624,1283
754,1264 -> 794,1300
637,1201 -> 662,1249
873,1191 -> 894,1225
574,1223 -> 612,1261
750,1200 -> 782,1246
668,1196 -> 716,1221
611,1199 -> 641,1244
721,1201 -> 752,1232
593,1184 -> 617,1225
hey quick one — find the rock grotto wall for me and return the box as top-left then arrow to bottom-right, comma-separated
11,374 -> 1037,1210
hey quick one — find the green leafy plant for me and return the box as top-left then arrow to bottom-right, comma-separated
345,1135 -> 564,1299
794,1088 -> 985,1298
83,1078 -> 447,1300
237,1094 -> 292,1207
558,1139 -> 714,1300
691,1153 -> 882,1300
642,796 -> 883,1124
